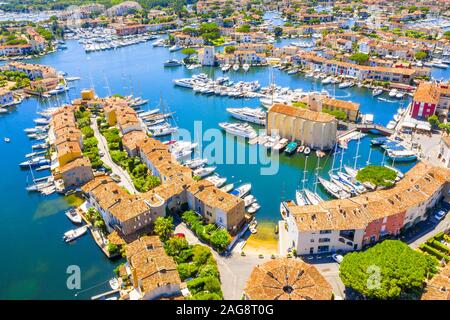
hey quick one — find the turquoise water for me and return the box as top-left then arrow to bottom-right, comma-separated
0,39 -> 447,299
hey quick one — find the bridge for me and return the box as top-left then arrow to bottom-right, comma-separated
355,123 -> 394,136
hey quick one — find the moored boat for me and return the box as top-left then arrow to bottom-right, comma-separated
63,226 -> 88,243
230,183 -> 251,198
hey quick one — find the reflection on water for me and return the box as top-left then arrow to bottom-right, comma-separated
33,197 -> 70,220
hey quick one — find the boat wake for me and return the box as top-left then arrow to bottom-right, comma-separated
333,92 -> 351,98
377,97 -> 397,103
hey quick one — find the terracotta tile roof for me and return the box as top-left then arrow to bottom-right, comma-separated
126,236 -> 181,296
60,156 -> 92,173
269,103 -> 336,123
244,258 -> 333,300
122,130 -> 147,151
81,176 -> 150,223
290,162 -> 450,232
422,263 -> 450,300
413,82 -> 440,104
187,179 -> 244,212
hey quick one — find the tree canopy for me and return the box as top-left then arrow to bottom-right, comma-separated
154,216 -> 174,242
349,52 -> 369,65
356,165 -> 397,187
340,240 -> 437,299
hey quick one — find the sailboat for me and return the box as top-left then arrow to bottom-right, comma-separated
295,156 -> 310,206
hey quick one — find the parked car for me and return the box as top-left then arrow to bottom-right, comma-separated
110,173 -> 121,183
332,254 -> 344,264
174,233 -> 185,238
434,209 -> 447,221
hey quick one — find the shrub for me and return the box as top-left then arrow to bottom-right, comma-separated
177,263 -> 199,280
420,244 -> 450,262
428,240 -> 450,255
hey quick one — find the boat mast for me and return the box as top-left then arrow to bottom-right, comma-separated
353,133 -> 361,170
103,73 -> 112,97
329,142 -> 338,175
366,146 -> 372,165
302,156 -> 308,190
339,146 -> 345,172
314,157 -> 320,194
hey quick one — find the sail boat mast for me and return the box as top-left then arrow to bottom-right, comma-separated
353,133 -> 361,170
302,156 -> 308,190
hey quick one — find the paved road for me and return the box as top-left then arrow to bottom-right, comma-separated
174,220 -> 271,300
92,118 -> 137,194
405,214 -> 450,249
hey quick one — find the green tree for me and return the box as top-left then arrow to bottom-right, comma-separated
165,236 -> 190,257
356,165 -> 397,187
444,31 -> 450,40
340,240 -> 437,299
427,114 -> 440,127
274,26 -> 283,38
236,24 -> 251,33
154,216 -> 174,242
349,52 -> 369,65
181,47 -> 196,56
210,229 -> 231,252
414,51 -> 427,60
224,45 -> 236,54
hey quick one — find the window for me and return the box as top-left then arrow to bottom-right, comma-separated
320,230 -> 332,234
319,238 -> 330,243
318,245 -> 329,253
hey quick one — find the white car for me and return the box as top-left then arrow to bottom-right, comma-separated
332,254 -> 343,264
434,210 -> 447,221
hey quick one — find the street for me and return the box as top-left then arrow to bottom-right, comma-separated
174,219 -> 271,300
91,117 -> 137,194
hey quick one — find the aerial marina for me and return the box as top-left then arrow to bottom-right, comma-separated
0,0 -> 449,304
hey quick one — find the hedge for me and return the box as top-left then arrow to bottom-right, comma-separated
419,244 -> 450,262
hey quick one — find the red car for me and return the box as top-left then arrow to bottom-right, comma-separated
174,233 -> 185,238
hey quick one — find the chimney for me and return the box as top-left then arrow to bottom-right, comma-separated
131,266 -> 141,292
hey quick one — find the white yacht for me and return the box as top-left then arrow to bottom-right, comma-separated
295,190 -> 308,206
173,78 -> 194,88
164,59 -> 182,67
244,195 -> 257,207
205,174 -> 227,188
150,126 -> 178,137
318,177 -> 351,199
338,81 -> 354,89
304,189 -> 322,205
169,45 -> 182,52
193,166 -> 216,178
242,63 -> 250,72
226,107 -> 266,125
230,183 -> 251,198
372,88 -> 383,97
63,226 -> 88,243
232,64 -> 240,71
220,183 -> 234,193
388,89 -> 398,97
184,158 -> 207,169
65,208 -> 82,224
219,122 -> 257,139
221,64 -> 231,72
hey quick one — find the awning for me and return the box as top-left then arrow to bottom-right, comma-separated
401,122 -> 416,129
416,123 -> 431,131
